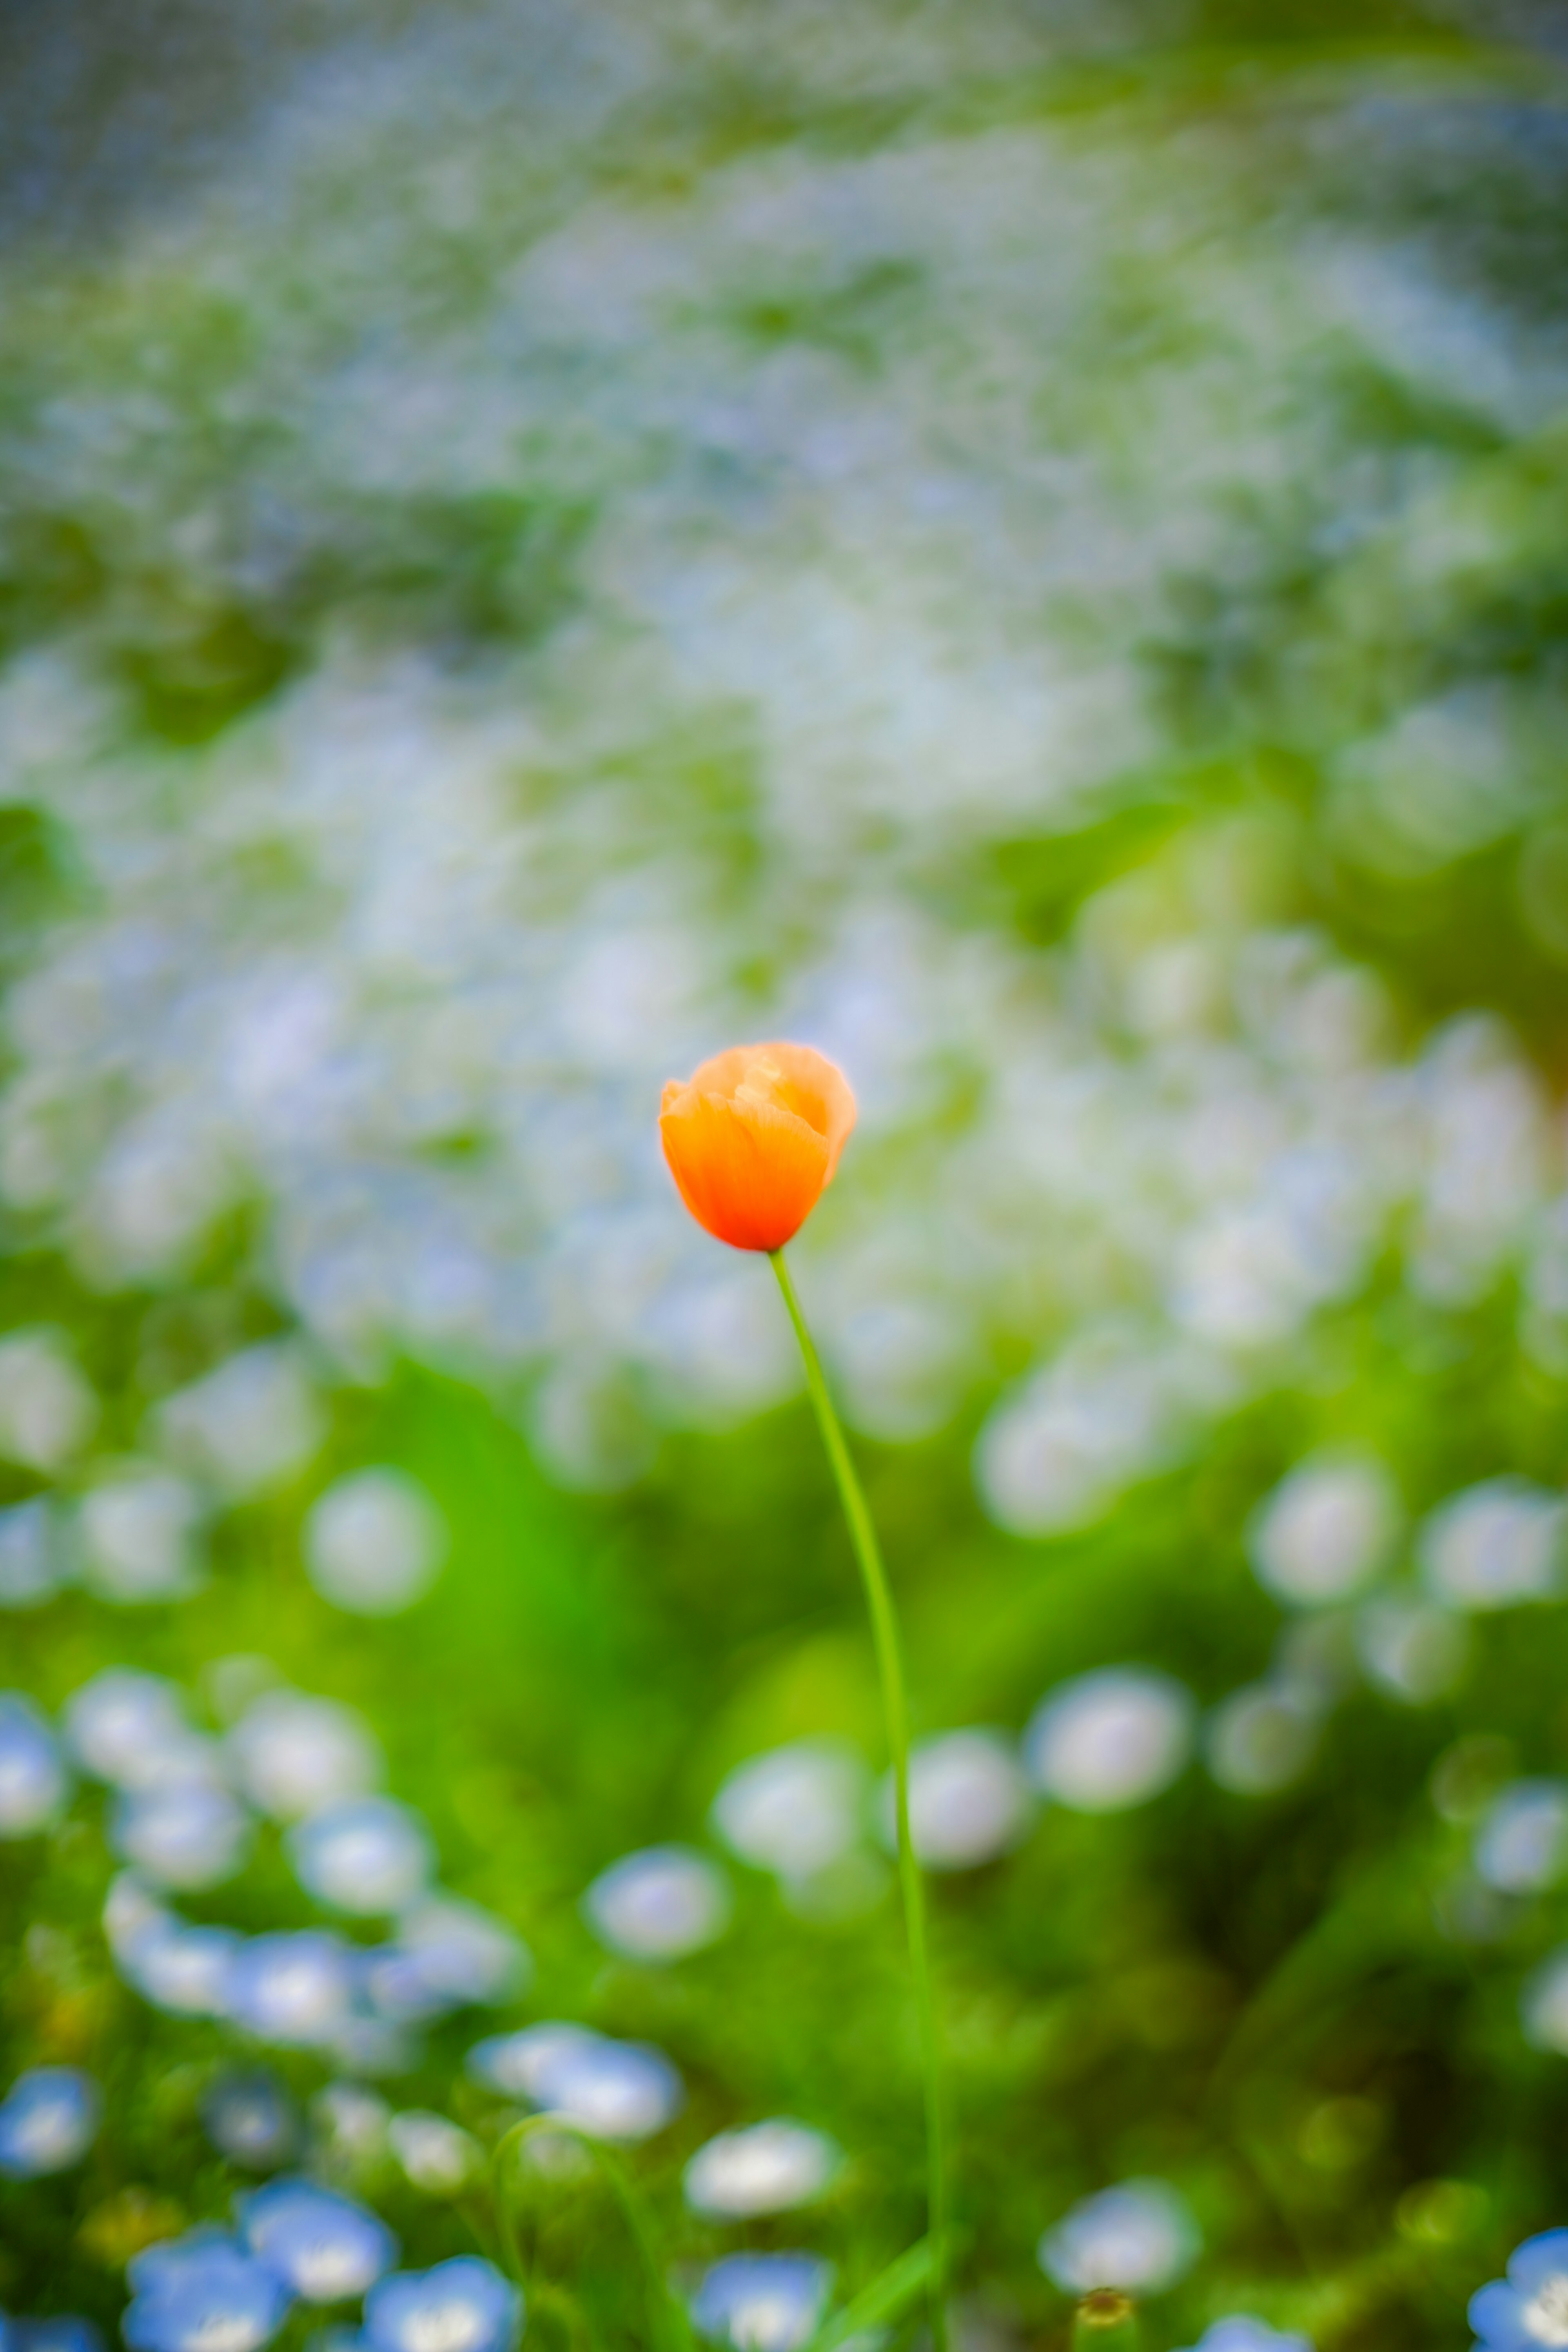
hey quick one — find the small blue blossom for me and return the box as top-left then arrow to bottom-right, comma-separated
126,1922 -> 242,2018
0,1495 -> 70,1608
226,1932 -> 356,2047
226,1688 -> 381,1824
364,2258 -> 521,2352
467,2022 -> 682,2141
1038,2178 -> 1199,2293
690,2255 -> 831,2352
110,1779 -> 253,1892
10,2321 -> 106,2352
1176,2322 -> 1314,2352
203,2068 -> 301,2172
287,1798 -> 432,1916
65,1669 -> 195,1788
395,1895 -> 529,2007
583,1844 -> 731,1962
0,1693 -> 69,1837
385,2111 -> 482,2196
0,2067 -> 100,2178
239,2176 -> 398,2301
361,1944 -> 454,2026
683,2119 -> 842,2219
123,2227 -> 293,2352
1470,2227 -> 1568,2351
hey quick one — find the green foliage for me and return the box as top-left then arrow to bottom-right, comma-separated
2,2 -> 1568,2346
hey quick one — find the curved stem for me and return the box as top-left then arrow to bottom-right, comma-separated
771,1247 -> 950,2352
492,2116 -> 696,2352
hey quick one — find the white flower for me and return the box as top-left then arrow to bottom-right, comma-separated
1418,1479 -> 1566,1611
394,1893 -> 530,2005
228,1689 -> 383,1822
467,2023 -> 683,2142
388,2111 -> 482,2194
882,1731 -> 1030,1870
112,1781 -> 253,1891
710,1742 -> 868,1882
1247,1453 -> 1400,1607
312,2080 -> 392,2170
0,1330 -> 96,1471
684,2120 -> 842,2218
157,1343 -> 324,1498
76,1466 -> 206,1604
288,1797 -> 433,1914
305,1468 -> 447,1615
1026,1669 -> 1194,1812
1038,2179 -> 1199,2293
126,1922 -> 241,2016
1476,1782 -> 1568,1895
65,1668 -> 199,1788
582,1845 -> 731,1962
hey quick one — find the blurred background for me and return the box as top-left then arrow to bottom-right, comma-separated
2,0 -> 1568,2343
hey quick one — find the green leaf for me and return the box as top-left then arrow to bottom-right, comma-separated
808,2238 -> 938,2352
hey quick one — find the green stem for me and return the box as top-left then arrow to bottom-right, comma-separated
771,1246 -> 950,2352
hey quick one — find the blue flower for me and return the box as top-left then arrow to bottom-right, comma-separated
582,1844 -> 731,1962
203,2067 -> 300,2171
226,1932 -> 356,2047
0,1693 -> 69,1837
124,2227 -> 293,2352
287,1798 -> 432,1917
1176,2322 -> 1314,2352
1470,2227 -> 1568,2351
239,2176 -> 398,2301
10,2321 -> 106,2352
125,1921 -> 242,2018
395,1895 -> 529,2007
690,2255 -> 831,2352
363,2258 -> 521,2352
360,1945 -> 453,2026
466,2022 -> 682,2142
1038,2178 -> 1200,2293
0,1496 -> 69,1609
110,1780 -> 252,1892
0,2067 -> 100,2178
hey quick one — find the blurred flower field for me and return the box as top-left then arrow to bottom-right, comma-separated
2,0 -> 1568,2344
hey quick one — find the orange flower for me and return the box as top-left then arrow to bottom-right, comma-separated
659,1042 -> 857,1252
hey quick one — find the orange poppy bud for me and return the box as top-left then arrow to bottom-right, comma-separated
659,1042 -> 857,1253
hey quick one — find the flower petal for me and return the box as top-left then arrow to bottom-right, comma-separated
684,1044 -> 854,1175
1468,2281 -> 1535,2352
660,1092 -> 830,1252
1511,2234 -> 1568,2297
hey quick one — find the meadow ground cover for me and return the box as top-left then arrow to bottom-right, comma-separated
2,1 -> 1568,2344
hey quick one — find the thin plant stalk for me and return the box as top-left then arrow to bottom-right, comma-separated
771,1246 -> 949,2352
